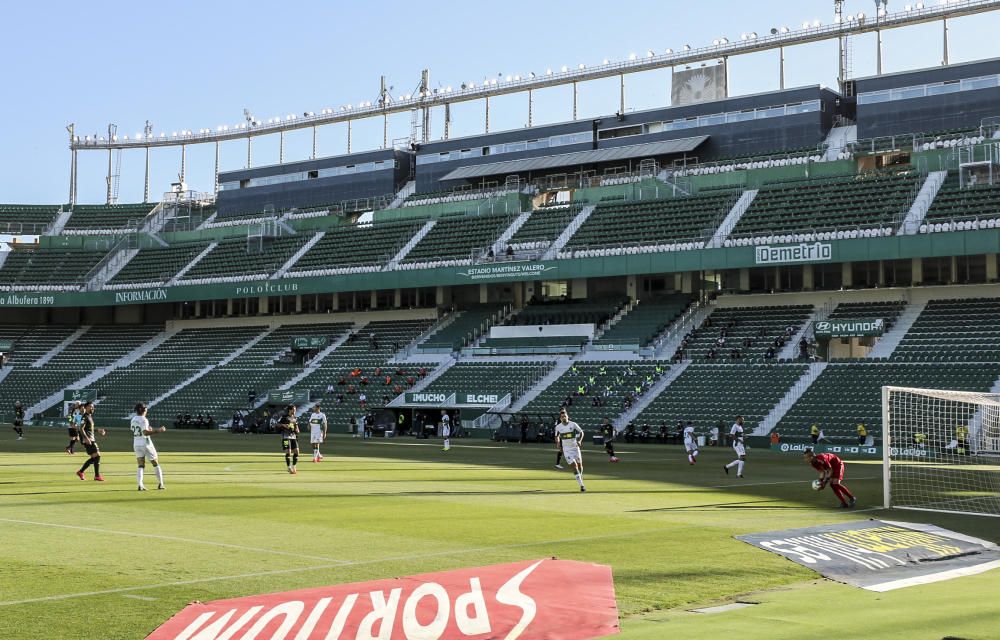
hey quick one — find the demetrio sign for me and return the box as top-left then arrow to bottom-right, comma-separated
146,559 -> 619,640
755,242 -> 833,265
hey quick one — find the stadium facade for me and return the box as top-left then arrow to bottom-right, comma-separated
2,50 -> 1000,456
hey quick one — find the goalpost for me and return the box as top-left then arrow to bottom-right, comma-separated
882,386 -> 1000,517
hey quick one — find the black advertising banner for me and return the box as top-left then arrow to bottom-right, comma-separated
737,519 -> 1000,591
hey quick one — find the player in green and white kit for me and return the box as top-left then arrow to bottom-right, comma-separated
309,404 -> 328,462
555,408 -> 586,492
130,403 -> 166,491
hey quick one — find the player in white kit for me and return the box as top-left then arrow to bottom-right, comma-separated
723,415 -> 747,478
683,421 -> 699,465
131,403 -> 166,491
309,404 -> 328,462
555,408 -> 586,492
440,410 -> 451,452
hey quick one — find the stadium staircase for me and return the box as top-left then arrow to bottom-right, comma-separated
411,312 -> 464,352
31,326 -> 90,368
822,125 -> 857,161
707,189 -> 758,248
0,250 -> 9,271
85,243 -> 141,290
544,204 -> 596,259
168,241 -> 218,284
385,219 -> 436,270
148,327 -> 276,410
507,357 -> 575,412
46,208 -> 73,236
273,232 -> 324,278
653,300 -> 715,358
491,211 -> 533,254
896,171 -> 948,235
778,304 -> 824,359
26,326 -> 177,419
867,302 -> 924,359
387,181 -> 417,209
591,300 -> 636,342
753,362 -> 828,435
613,361 -> 690,430
0,367 -> 11,387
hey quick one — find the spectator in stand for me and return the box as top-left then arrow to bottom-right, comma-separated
799,337 -> 809,359
770,431 -> 781,445
639,424 -> 651,443
857,421 -> 868,445
336,393 -> 345,404
359,392 -> 367,408
326,384 -> 335,395
810,424 -> 820,444
506,245 -> 514,259
248,390 -> 257,408
657,423 -> 669,443
707,348 -> 717,360
625,422 -> 636,443
765,346 -> 776,359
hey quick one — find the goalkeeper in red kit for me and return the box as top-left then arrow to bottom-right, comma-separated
804,449 -> 856,508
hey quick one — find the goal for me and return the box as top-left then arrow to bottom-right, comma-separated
882,386 -> 1000,517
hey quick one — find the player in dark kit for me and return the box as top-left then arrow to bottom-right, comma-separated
600,417 -> 619,462
66,402 -> 82,454
12,401 -> 26,440
76,402 -> 106,481
804,448 -> 856,508
278,405 -> 300,474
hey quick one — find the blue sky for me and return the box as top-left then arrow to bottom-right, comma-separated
2,0 -> 998,204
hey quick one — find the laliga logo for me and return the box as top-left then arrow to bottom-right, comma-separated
150,559 -> 619,640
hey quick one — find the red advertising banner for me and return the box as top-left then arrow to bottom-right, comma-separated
147,558 -> 619,640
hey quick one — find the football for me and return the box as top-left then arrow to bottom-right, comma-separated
811,479 -> 823,491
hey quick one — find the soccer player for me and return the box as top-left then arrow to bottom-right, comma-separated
131,403 -> 166,491
278,405 -> 300,474
804,448 -> 856,508
66,403 -> 82,454
683,420 -> 699,464
723,415 -> 746,478
76,402 -> 106,481
309,404 -> 328,462
440,409 -> 451,452
600,417 -> 619,462
555,408 -> 586,492
12,401 -> 25,440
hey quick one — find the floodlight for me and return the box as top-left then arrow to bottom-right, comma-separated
683,44 -> 691,50
713,39 -> 720,45
664,49 -> 672,54
546,68 -> 552,75
628,53 -> 637,60
646,49 -> 654,57
505,75 -> 512,81
579,63 -> 586,69
603,58 -> 610,64
749,32 -> 757,38
560,65 -> 568,72
812,19 -> 820,26
781,25 -> 789,32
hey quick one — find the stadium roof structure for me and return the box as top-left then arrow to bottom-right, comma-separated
439,137 -> 709,181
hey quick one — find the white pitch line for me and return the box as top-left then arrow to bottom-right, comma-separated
122,594 -> 157,601
0,523 -> 742,607
0,517 -> 351,564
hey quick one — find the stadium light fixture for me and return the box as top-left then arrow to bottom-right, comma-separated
664,48 -> 673,54
713,39 -> 720,45
560,65 -> 568,72
579,63 -> 586,69
781,25 -> 789,32
646,49 -> 654,57
813,19 -> 821,26
546,68 -> 553,75
529,72 -> 536,78
628,53 -> 637,60
505,75 -> 512,81
683,44 -> 691,50
602,58 -> 610,64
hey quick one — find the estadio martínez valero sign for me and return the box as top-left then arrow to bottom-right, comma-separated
146,559 -> 619,640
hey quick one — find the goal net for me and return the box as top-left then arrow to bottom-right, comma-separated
883,386 -> 1000,517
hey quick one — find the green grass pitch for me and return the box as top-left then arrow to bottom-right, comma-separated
1,428 -> 998,639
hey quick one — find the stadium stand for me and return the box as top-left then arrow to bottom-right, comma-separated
293,319 -> 435,428
520,362 -> 671,428
635,363 -> 808,433
0,204 -> 62,231
108,243 -> 209,286
402,187 -> 517,207
400,212 -> 514,266
920,175 -> 1000,232
561,191 -> 738,255
507,297 -> 628,327
419,361 -> 554,403
594,295 -> 693,347
287,219 -> 426,276
88,326 -> 268,418
0,249 -> 108,290
478,336 -> 587,352
728,171 -> 920,241
419,304 -> 509,351
64,203 -> 157,232
506,204 -> 582,250
181,236 -> 306,282
775,362 -> 1000,439
0,325 -> 161,420
153,323 -> 352,421
890,298 -> 1000,362
674,305 -> 813,361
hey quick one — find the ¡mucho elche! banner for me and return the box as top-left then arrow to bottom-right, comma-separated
145,558 -> 619,640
